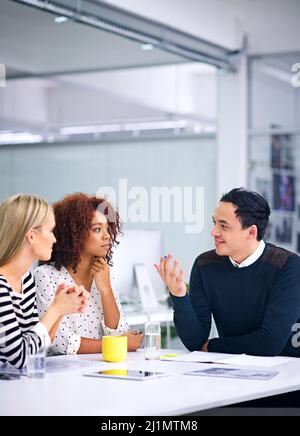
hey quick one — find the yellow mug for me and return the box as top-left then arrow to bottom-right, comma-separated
102,336 -> 128,362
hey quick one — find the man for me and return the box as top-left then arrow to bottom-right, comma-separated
155,188 -> 300,356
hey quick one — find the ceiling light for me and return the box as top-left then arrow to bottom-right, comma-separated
60,120 -> 191,136
0,132 -> 43,145
123,120 -> 189,131
141,43 -> 154,51
54,16 -> 69,24
60,124 -> 122,135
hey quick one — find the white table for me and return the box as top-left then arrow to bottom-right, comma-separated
1,350 -> 300,416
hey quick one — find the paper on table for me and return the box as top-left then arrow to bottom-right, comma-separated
160,351 -> 236,363
160,351 -> 294,367
0,356 -> 107,376
45,355 -> 107,372
219,354 -> 294,368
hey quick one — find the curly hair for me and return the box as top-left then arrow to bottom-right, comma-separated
47,193 -> 122,272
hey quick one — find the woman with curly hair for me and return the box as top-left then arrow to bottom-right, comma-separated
34,193 -> 143,355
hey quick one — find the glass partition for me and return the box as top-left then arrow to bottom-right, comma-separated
249,52 -> 300,253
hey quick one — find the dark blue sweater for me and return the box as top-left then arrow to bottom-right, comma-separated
171,244 -> 300,356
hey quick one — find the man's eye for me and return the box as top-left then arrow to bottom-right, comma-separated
94,228 -> 101,233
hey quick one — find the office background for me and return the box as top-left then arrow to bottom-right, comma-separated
0,0 -> 300,313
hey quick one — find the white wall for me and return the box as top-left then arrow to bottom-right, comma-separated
64,64 -> 217,123
1,63 -> 217,132
0,79 -> 50,129
0,136 -> 216,278
251,61 -> 300,131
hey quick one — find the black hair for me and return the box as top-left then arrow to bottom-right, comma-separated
220,187 -> 271,241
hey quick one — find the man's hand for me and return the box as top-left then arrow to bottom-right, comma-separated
201,341 -> 209,352
154,253 -> 186,297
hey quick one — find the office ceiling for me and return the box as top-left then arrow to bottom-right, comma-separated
0,0 -> 185,78
0,0 -> 217,145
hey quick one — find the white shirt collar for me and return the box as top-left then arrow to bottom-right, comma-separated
229,240 -> 266,268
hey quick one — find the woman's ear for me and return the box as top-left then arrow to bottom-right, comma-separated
25,229 -> 36,245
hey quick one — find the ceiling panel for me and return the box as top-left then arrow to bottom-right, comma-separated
0,0 -> 185,78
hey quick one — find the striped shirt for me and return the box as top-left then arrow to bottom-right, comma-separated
0,271 -> 50,368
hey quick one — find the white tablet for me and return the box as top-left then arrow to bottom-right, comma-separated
84,369 -> 168,381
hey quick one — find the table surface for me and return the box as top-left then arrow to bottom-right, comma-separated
1,349 -> 300,416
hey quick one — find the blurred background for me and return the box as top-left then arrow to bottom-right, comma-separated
0,1 -> 300,343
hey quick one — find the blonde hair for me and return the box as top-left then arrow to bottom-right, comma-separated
0,194 -> 52,266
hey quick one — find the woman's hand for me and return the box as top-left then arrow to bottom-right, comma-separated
68,285 -> 89,313
91,257 -> 112,295
53,283 -> 88,316
155,253 -> 186,297
122,331 -> 144,352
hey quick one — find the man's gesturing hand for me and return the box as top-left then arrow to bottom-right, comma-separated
154,253 -> 186,297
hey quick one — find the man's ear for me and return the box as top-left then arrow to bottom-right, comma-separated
247,225 -> 258,240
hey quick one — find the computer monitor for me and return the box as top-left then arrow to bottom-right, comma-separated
110,229 -> 168,308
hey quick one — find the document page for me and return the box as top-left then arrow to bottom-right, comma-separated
160,351 -> 294,367
218,354 -> 294,368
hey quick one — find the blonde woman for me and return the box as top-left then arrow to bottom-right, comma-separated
0,194 -> 88,368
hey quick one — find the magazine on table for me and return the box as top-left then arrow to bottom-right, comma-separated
184,367 -> 279,381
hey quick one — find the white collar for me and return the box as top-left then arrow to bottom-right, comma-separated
229,240 -> 266,268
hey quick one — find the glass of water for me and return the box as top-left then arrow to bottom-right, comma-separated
144,322 -> 161,360
27,346 -> 46,379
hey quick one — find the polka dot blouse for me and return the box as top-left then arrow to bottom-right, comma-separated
33,264 -> 130,355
